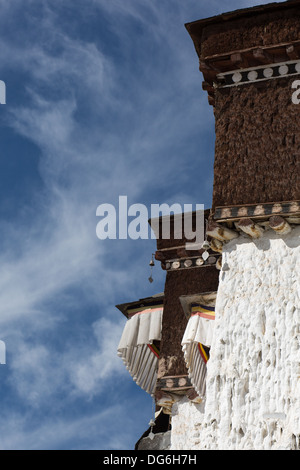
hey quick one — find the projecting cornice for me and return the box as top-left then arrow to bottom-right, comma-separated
199,44 -> 300,105
185,1 -> 300,105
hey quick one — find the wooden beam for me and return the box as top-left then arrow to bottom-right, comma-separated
200,68 -> 217,84
286,44 -> 300,60
176,247 -> 188,258
206,220 -> 238,242
199,60 -> 213,71
216,256 -> 222,271
204,39 -> 300,62
200,60 -> 220,73
161,262 -> 167,271
286,216 -> 300,224
202,81 -> 215,93
252,48 -> 273,64
236,218 -> 264,239
155,391 -> 177,414
269,216 -> 291,235
155,251 -> 166,261
210,238 -> 223,253
230,52 -> 249,69
208,95 -> 215,107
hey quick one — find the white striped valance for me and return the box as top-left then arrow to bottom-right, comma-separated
182,296 -> 216,398
117,304 -> 163,395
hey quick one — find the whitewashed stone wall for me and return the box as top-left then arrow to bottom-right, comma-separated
171,226 -> 300,450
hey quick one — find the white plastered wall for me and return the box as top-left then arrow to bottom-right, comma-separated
171,225 -> 300,450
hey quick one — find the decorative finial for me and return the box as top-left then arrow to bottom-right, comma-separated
148,254 -> 155,283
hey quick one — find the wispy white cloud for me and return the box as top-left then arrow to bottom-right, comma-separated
7,315 -> 127,408
68,317 -> 126,397
0,0 -> 277,450
0,0 -> 215,450
0,403 -> 145,449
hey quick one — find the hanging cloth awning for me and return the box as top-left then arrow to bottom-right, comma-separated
117,301 -> 163,395
181,293 -> 216,398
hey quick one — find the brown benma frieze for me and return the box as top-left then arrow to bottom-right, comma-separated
186,3 -> 300,210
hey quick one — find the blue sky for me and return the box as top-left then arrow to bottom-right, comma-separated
0,0 -> 275,450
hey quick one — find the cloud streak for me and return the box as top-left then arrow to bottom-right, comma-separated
0,0 -> 213,450
0,0 -> 278,450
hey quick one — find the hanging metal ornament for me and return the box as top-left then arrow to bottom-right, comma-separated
201,222 -> 211,261
148,398 -> 156,440
201,240 -> 210,260
148,254 -> 155,283
148,418 -> 155,439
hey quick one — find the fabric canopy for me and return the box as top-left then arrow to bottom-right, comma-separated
182,303 -> 215,398
117,305 -> 163,395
